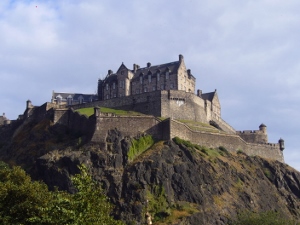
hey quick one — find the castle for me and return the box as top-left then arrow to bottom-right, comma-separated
1,55 -> 285,162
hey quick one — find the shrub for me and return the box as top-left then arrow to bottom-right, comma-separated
128,135 -> 154,161
228,210 -> 298,225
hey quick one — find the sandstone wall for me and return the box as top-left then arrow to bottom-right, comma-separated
92,116 -> 165,143
169,119 -> 284,162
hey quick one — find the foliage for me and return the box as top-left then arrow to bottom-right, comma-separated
173,137 -> 224,158
228,210 -> 299,225
237,149 -> 244,154
128,135 -> 154,161
172,137 -> 199,149
218,146 -> 229,155
0,163 -> 124,225
146,185 -> 169,222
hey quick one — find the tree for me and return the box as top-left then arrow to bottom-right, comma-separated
0,163 -> 124,225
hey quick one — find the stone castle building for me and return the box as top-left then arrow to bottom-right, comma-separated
98,54 -> 196,100
1,55 -> 285,162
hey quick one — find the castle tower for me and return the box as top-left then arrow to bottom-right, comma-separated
259,123 -> 267,134
259,123 -> 268,143
279,138 -> 285,151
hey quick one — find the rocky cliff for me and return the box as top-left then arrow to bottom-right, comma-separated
0,118 -> 300,225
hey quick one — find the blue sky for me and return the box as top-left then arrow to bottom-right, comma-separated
1,0 -> 300,171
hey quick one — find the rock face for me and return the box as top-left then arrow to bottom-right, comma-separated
33,129 -> 300,225
1,119 -> 300,224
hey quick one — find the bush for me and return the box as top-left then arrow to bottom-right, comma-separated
128,135 -> 154,161
229,210 -> 298,225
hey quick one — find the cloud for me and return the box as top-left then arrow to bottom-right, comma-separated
0,0 -> 299,171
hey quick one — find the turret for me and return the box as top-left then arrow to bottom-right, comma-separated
258,123 -> 268,143
259,123 -> 267,134
279,138 -> 285,151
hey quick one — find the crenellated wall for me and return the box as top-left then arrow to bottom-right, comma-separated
68,90 -> 235,134
3,100 -> 283,163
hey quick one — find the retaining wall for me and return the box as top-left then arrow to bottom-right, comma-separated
169,119 -> 284,162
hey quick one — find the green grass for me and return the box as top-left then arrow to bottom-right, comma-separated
177,120 -> 224,133
75,107 -> 146,117
128,135 -> 154,161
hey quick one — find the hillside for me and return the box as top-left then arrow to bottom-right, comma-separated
0,116 -> 299,224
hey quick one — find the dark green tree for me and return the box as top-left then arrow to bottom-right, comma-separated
0,163 -> 124,225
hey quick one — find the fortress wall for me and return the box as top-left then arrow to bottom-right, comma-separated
70,91 -> 163,117
92,116 -> 164,143
169,119 -> 284,162
236,130 -> 268,143
161,90 -> 207,122
69,90 -> 211,123
53,109 -> 92,138
211,114 -> 236,134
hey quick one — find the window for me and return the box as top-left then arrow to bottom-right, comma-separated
161,84 -> 164,90
166,72 -> 169,80
157,73 -> 160,81
113,82 -> 115,89
113,93 -> 116,98
170,83 -> 174,89
152,86 -> 156,91
148,75 -> 151,83
140,76 -> 143,84
106,94 -> 109,99
144,87 -> 148,92
106,83 -> 109,90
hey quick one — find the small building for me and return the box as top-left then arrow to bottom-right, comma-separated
51,91 -> 98,106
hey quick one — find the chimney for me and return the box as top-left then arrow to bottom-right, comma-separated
147,62 -> 151,68
197,89 -> 202,97
108,70 -> 113,75
187,69 -> 191,75
179,54 -> 184,62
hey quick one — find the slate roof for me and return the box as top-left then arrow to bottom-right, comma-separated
201,91 -> 216,101
131,61 -> 180,82
52,92 -> 98,102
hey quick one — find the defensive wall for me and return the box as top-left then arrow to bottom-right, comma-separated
52,107 -> 168,147
1,100 -> 284,162
67,90 -> 235,134
168,119 -> 284,162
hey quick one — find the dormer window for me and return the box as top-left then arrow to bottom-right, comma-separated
113,82 -> 116,89
166,71 -> 169,80
140,76 -> 143,84
157,73 -> 160,81
106,83 -> 109,90
148,74 -> 152,83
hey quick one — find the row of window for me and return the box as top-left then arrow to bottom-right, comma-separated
140,72 -> 170,84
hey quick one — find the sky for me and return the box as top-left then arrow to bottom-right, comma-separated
1,0 -> 300,171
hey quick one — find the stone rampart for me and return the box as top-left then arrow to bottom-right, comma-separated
236,129 -> 268,143
92,115 -> 166,143
169,119 -> 284,162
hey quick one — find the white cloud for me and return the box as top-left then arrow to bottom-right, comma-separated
0,0 -> 300,171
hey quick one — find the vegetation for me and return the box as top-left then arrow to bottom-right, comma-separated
128,135 -> 154,161
172,137 -> 228,158
0,163 -> 124,225
147,185 -> 169,221
228,210 -> 299,225
76,107 -> 145,117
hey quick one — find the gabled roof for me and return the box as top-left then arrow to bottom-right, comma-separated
202,90 -> 217,101
116,63 -> 129,73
